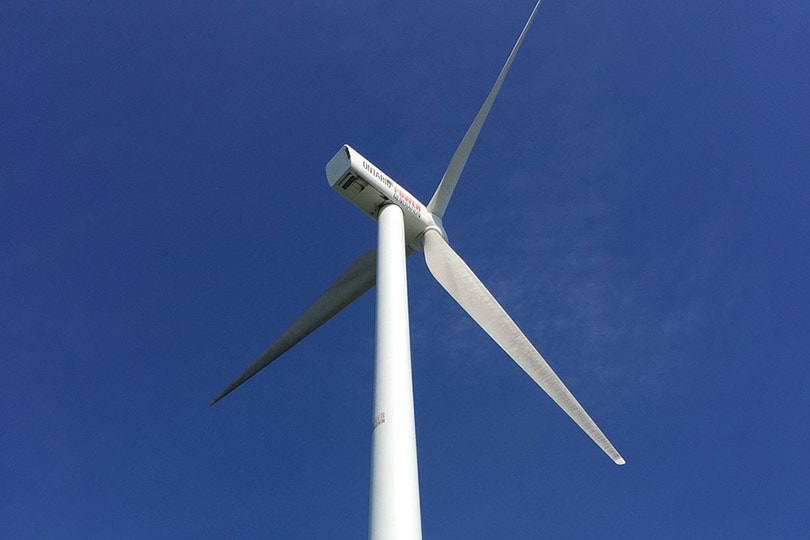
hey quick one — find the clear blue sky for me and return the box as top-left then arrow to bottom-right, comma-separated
3,1 -> 809,538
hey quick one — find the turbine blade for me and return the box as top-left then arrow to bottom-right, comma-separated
211,249 -> 377,405
422,230 -> 624,464
427,0 -> 545,219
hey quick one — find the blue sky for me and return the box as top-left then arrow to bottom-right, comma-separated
2,1 -> 809,538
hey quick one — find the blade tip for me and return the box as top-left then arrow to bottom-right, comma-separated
614,456 -> 626,466
209,391 -> 227,407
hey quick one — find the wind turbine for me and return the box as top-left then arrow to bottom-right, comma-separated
211,1 -> 624,538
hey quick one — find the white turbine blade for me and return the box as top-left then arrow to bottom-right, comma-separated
211,249 -> 377,405
427,0 -> 545,219
422,230 -> 625,464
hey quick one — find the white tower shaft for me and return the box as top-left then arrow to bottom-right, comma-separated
369,204 -> 423,540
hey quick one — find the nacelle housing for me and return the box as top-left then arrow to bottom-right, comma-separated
326,145 -> 443,251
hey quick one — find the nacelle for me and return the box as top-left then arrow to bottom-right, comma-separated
326,145 -> 443,251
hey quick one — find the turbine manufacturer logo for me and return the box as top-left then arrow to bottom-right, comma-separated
362,160 -> 422,218
362,160 -> 393,189
392,186 -> 422,218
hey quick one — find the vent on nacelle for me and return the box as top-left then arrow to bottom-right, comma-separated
340,173 -> 367,194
